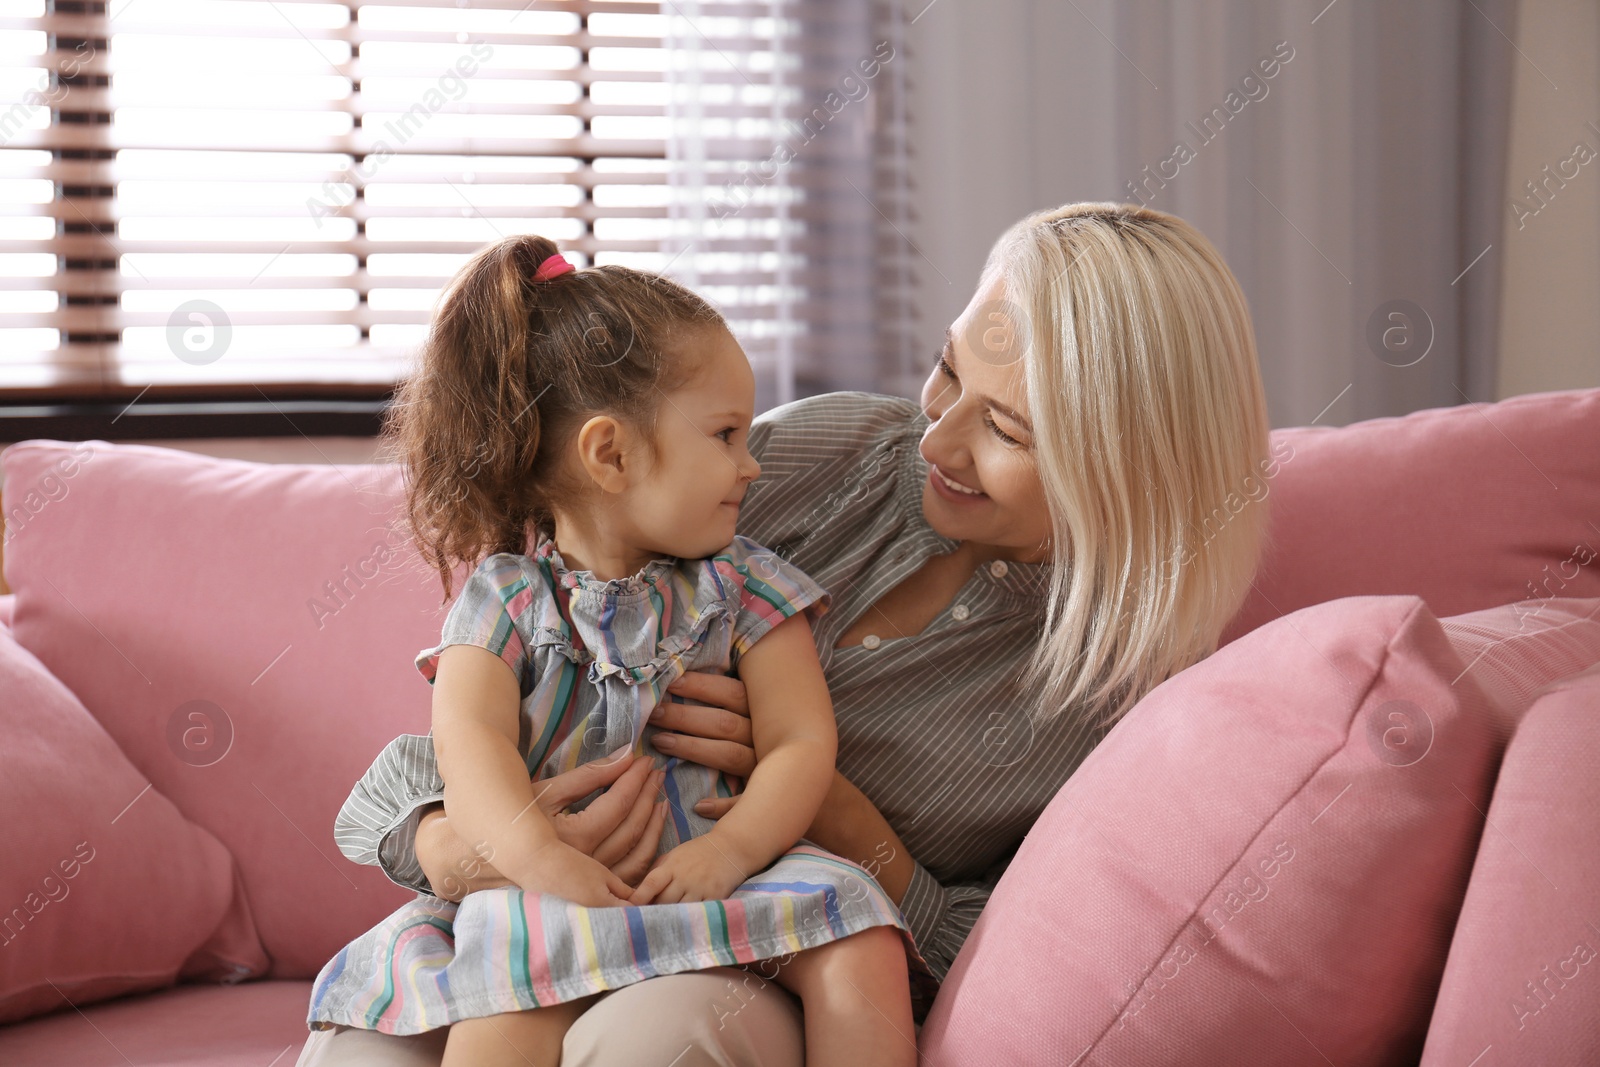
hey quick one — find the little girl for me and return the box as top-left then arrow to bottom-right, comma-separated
306,235 -> 932,1066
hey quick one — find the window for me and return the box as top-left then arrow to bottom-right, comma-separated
0,0 -> 911,428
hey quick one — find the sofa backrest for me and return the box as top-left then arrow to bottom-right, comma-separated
1219,385 -> 1600,645
3,385 -> 1598,973
1,442 -> 463,978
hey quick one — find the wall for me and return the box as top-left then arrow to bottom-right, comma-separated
903,0 -> 1598,419
1495,0 -> 1600,397
4,0 -> 1595,592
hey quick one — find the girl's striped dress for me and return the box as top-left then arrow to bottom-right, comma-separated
306,533 -> 934,1035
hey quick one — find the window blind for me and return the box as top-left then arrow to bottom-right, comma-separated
663,0 -> 913,406
0,0 -> 912,408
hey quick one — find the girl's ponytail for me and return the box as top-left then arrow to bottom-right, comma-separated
380,234 -> 724,604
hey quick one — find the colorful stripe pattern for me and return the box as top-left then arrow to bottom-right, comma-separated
312,534 -> 933,1033
308,843 -> 934,1035
332,393 -> 1102,1001
406,533 -> 836,852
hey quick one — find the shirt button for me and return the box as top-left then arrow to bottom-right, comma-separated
989,560 -> 1009,579
861,634 -> 882,650
951,604 -> 970,621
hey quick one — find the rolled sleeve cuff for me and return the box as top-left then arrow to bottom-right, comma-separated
332,733 -> 448,896
376,792 -> 445,895
897,859 -> 951,978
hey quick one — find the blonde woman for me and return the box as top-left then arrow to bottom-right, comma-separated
298,202 -> 1272,1067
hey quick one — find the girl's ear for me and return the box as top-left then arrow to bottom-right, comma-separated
574,414 -> 637,493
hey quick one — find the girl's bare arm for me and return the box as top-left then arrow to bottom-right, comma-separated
626,612 -> 838,904
430,644 -> 634,905
651,670 -> 916,905
694,612 -> 837,875
415,751 -> 668,901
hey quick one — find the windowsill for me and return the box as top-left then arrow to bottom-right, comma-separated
0,395 -> 391,445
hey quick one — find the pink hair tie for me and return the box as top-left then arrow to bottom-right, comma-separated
531,253 -> 575,283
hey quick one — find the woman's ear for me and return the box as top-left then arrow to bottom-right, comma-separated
574,414 -> 637,493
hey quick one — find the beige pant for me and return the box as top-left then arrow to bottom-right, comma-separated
294,966 -> 806,1067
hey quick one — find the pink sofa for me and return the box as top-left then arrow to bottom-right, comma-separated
2,386 -> 1598,1065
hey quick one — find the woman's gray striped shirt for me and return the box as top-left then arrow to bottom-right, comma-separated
333,391 -> 1110,984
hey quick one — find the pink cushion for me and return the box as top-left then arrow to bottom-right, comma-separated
1439,597 -> 1600,744
0,593 -> 13,630
919,594 -> 1600,1065
0,979 -> 313,1067
1221,386 -> 1600,645
1420,663 -> 1600,1064
0,440 -> 449,978
0,624 -> 268,1025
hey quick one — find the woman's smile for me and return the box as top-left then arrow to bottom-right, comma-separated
928,463 -> 988,503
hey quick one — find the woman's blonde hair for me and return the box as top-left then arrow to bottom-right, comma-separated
989,202 -> 1274,731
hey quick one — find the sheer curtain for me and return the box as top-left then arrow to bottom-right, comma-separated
663,0 -> 913,410
907,0 -> 1520,427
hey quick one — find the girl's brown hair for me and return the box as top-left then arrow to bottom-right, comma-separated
379,234 -> 726,603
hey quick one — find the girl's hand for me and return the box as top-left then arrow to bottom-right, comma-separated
519,839 -> 638,908
649,672 -> 757,778
418,752 -> 669,900
627,836 -> 750,906
693,769 -> 919,909
659,656 -> 916,908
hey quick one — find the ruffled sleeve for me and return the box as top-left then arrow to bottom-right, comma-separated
414,553 -> 536,697
715,534 -> 831,660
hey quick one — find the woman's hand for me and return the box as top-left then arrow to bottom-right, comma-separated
417,752 -> 669,901
648,671 -> 757,778
548,752 -> 670,878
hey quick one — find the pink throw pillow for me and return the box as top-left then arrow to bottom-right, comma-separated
1222,386 -> 1600,645
1419,663 -> 1600,1064
920,594 -> 1600,1065
1439,597 -> 1600,744
0,440 -> 451,978
0,625 -> 268,1024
